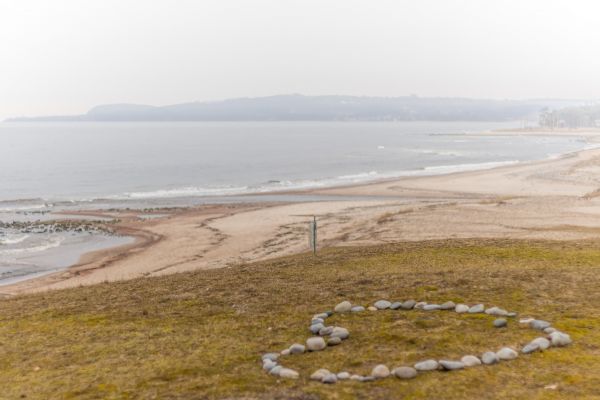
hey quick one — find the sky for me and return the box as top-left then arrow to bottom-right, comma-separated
1,0 -> 599,118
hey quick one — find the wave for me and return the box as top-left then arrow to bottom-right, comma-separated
0,237 -> 63,256
0,234 -> 30,245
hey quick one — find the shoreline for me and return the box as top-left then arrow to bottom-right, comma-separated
5,137 -> 600,295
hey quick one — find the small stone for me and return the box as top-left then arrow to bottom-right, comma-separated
314,313 -> 328,319
522,342 -> 540,354
440,301 -> 456,310
262,353 -> 279,362
455,304 -> 469,313
390,302 -> 402,310
310,369 -> 330,381
549,331 -> 572,347
334,301 -> 352,313
360,376 -> 376,382
289,343 -> 305,354
532,337 -> 551,350
310,323 -> 324,334
544,327 -> 557,334
481,351 -> 499,365
330,327 -> 350,340
529,320 -> 551,330
319,326 -> 334,336
279,368 -> 299,379
468,304 -> 485,313
337,371 -> 350,380
311,318 -> 324,325
368,306 -> 377,311
494,318 -> 507,328
497,347 -> 518,360
423,304 -> 442,311
439,360 -> 465,371
461,355 -> 481,367
393,366 -> 417,379
327,337 -> 342,346
280,349 -> 290,356
269,365 -> 283,376
414,359 -> 439,371
507,312 -> 518,318
371,364 -> 390,378
350,374 -> 362,381
374,300 -> 392,310
401,299 -> 416,309
351,306 -> 365,312
306,337 -> 327,351
322,373 -> 338,384
263,360 -> 277,371
414,301 -> 427,310
485,306 -> 508,316
519,318 -> 534,324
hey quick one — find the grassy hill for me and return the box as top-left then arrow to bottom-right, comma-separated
1,239 -> 599,399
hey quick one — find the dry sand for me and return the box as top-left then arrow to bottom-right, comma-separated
6,138 -> 600,295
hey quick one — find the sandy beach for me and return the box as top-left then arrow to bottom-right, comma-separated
5,136 -> 600,296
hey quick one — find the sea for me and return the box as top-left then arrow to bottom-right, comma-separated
0,121 -> 594,286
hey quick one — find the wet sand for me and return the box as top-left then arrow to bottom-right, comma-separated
5,136 -> 600,296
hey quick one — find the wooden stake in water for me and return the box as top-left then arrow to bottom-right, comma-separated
308,216 -> 317,255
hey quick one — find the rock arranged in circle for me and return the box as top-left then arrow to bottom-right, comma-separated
261,299 -> 573,383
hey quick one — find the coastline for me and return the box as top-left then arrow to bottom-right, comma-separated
5,135 -> 600,295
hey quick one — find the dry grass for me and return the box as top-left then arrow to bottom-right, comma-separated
1,239 -> 600,399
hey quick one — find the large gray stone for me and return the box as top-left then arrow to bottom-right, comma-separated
263,359 -> 277,371
306,337 -> 326,351
269,365 -> 283,376
310,323 -> 324,334
390,301 -> 402,310
440,301 -> 456,310
494,318 -> 507,328
549,331 -> 572,347
497,347 -> 518,360
531,337 -> 551,350
289,343 -> 305,354
481,351 -> 499,365
522,342 -> 540,354
455,304 -> 469,313
439,360 -> 465,370
423,304 -> 442,311
327,337 -> 342,346
401,299 -> 417,310
310,369 -> 330,381
393,366 -> 417,379
337,371 -> 351,380
279,368 -> 299,379
485,306 -> 508,316
461,355 -> 481,367
374,300 -> 392,310
319,326 -> 334,336
468,304 -> 485,313
414,359 -> 439,371
322,373 -> 338,384
330,327 -> 350,340
371,364 -> 391,378
351,306 -> 365,312
262,353 -> 279,362
334,301 -> 352,313
529,319 -> 551,330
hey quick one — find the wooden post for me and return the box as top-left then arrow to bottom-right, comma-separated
312,216 -> 317,255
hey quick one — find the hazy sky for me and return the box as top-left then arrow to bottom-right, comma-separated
1,0 -> 599,118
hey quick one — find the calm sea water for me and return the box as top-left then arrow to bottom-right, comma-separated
0,121 -> 590,205
0,121 -> 593,285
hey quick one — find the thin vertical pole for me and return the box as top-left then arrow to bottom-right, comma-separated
312,216 -> 317,255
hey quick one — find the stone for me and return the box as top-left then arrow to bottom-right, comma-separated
360,376 -> 376,382
440,301 -> 456,310
325,311 -> 334,317
374,300 -> 392,310
337,371 -> 351,380
280,349 -> 290,356
310,369 -> 330,381
468,304 -> 485,313
461,355 -> 481,367
330,327 -> 350,340
390,301 -> 402,310
497,347 -> 518,360
327,337 -> 342,346
289,343 -> 305,355
334,301 -> 352,313
414,301 -> 427,310
310,323 -> 324,334
279,368 -> 299,379
519,318 -> 534,324
262,353 -> 279,362
507,312 -> 518,318
393,366 -> 417,379
423,304 -> 442,311
263,359 -> 277,371
414,359 -> 439,371
401,299 -> 416,310
522,342 -> 540,354
368,306 -> 377,311
306,337 -> 326,351
531,337 -> 551,350
371,364 -> 391,378
311,318 -> 324,325
350,374 -> 362,381
549,331 -> 572,347
314,313 -> 328,319
494,318 -> 507,328
530,320 -> 551,330
439,360 -> 465,371
319,326 -> 334,336
351,306 -> 365,312
481,351 -> 499,365
544,327 -> 557,334
322,373 -> 338,384
485,306 -> 508,316
455,304 -> 469,313
269,365 -> 283,376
